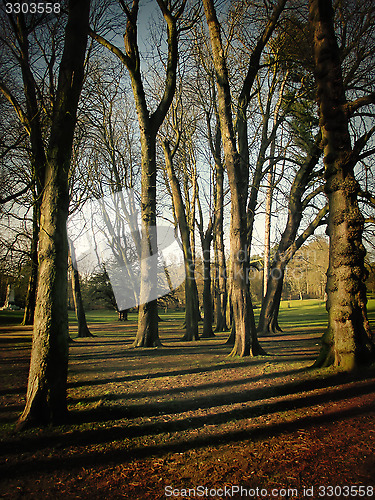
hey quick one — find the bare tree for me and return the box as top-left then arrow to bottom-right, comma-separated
258,134 -> 328,335
203,0 -> 287,356
196,194 -> 214,338
190,27 -> 228,333
162,129 -> 200,341
90,0 -> 187,347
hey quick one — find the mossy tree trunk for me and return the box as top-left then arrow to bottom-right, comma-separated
309,0 -> 375,369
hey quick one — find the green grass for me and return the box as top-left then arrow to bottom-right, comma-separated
1,298 -> 374,329
68,309 -> 125,324
277,299 -> 329,330
276,298 -> 375,330
0,310 -> 24,325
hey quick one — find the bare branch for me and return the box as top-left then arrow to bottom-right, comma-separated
0,182 -> 32,204
0,82 -> 31,135
344,92 -> 375,118
88,28 -> 130,67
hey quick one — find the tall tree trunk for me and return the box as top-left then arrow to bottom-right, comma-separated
309,0 -> 375,369
17,0 -> 90,429
91,1 -> 184,348
183,268 -> 200,341
213,158 -> 228,332
197,198 -> 214,339
132,136 -> 161,347
69,247 -> 93,338
18,163 -> 70,426
22,202 -> 39,325
263,166 -> 274,298
203,77 -> 227,333
203,0 -> 251,356
162,140 -> 199,341
201,232 -> 214,338
261,70 -> 289,299
203,0 -> 285,356
225,260 -> 235,345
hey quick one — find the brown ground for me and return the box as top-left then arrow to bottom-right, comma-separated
0,318 -> 374,499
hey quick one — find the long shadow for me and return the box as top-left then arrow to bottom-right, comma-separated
67,358 -> 261,387
0,357 -> 31,365
67,366 -> 309,404
69,342 -> 233,360
1,371 -> 374,459
0,355 -> 314,397
69,340 -> 133,349
261,334 -> 317,341
0,403 -> 23,414
0,401 -> 374,478
67,345 -> 233,367
0,386 -> 27,396
0,337 -> 31,345
67,372 -> 375,424
66,354 -> 316,386
0,346 -> 234,396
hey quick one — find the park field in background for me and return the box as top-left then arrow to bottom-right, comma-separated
1,298 -> 374,333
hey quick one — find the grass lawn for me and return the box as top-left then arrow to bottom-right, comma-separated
0,299 -> 374,499
2,298 -> 374,332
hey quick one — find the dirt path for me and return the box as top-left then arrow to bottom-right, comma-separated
0,320 -> 374,499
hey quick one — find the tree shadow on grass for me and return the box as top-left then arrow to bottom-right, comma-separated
67,356 -> 258,386
1,369 -> 374,463
0,365 -> 311,420
0,350 -> 315,398
0,399 -> 373,479
67,371 -> 375,424
67,366 -> 309,404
